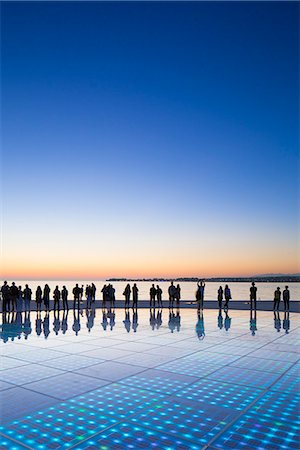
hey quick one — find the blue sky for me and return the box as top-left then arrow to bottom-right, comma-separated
1,1 -> 299,278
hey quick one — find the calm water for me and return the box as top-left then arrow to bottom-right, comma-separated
3,280 -> 300,301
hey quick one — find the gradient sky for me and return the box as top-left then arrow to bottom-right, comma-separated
1,1 -> 299,279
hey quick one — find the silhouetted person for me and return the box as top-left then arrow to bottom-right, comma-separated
23,284 -> 32,312
53,286 -> 60,310
250,282 -> 257,309
43,284 -> 51,312
101,285 -> 108,307
62,286 -> 69,311
217,286 -> 223,309
218,308 -> 223,330
274,310 -> 281,332
283,286 -> 290,311
1,281 -> 10,312
123,284 -> 131,308
224,284 -> 231,309
123,309 -> 131,332
250,307 -> 257,336
17,286 -> 23,312
36,286 -> 42,312
273,287 -> 281,310
132,283 -> 139,308
156,285 -> 162,308
168,282 -> 176,308
150,284 -> 156,307
196,308 -> 205,339
86,285 -> 92,308
283,311 -> 290,334
196,281 -> 205,309
79,285 -> 84,302
108,284 -> 115,307
10,282 -> 19,312
73,283 -> 81,308
91,283 -> 96,302
175,284 -> 181,306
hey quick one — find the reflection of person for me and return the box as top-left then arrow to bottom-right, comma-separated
250,282 -> 257,308
273,287 -> 281,310
218,308 -> 223,330
283,286 -> 290,310
250,307 -> 257,336
283,311 -> 290,334
196,308 -> 205,339
274,311 -> 281,332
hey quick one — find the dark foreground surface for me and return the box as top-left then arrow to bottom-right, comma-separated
0,308 -> 299,449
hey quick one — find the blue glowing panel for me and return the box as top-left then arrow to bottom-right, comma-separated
0,402 -> 118,449
175,379 -> 262,411
120,369 -> 198,394
213,391 -> 300,449
209,366 -> 281,388
128,399 -> 238,445
0,364 -> 64,386
271,374 -> 300,394
0,435 -> 28,450
285,363 -> 300,378
70,422 -> 202,449
69,383 -> 167,413
185,351 -> 240,365
157,358 -> 219,378
229,356 -> 293,373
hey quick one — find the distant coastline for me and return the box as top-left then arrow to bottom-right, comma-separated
107,275 -> 300,283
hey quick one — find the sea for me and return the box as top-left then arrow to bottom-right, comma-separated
2,280 -> 300,301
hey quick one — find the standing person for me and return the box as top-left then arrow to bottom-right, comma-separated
73,283 -> 81,308
109,284 -> 116,307
91,283 -> 96,302
224,284 -> 231,309
86,285 -> 92,308
80,285 -> 84,303
156,285 -> 162,308
123,284 -> 131,308
273,287 -> 281,310
1,281 -> 10,312
175,284 -> 181,306
283,286 -> 290,311
17,286 -> 23,313
53,286 -> 60,310
62,286 -> 69,311
217,286 -> 223,309
196,281 -> 205,309
150,284 -> 157,308
23,284 -> 32,312
132,283 -> 139,308
101,284 -> 108,307
250,282 -> 257,308
10,282 -> 19,312
43,284 -> 51,312
36,286 -> 43,312
168,281 -> 176,308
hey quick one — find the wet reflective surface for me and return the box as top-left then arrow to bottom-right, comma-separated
0,307 -> 299,449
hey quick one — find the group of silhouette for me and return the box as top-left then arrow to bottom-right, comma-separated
0,280 -> 292,312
